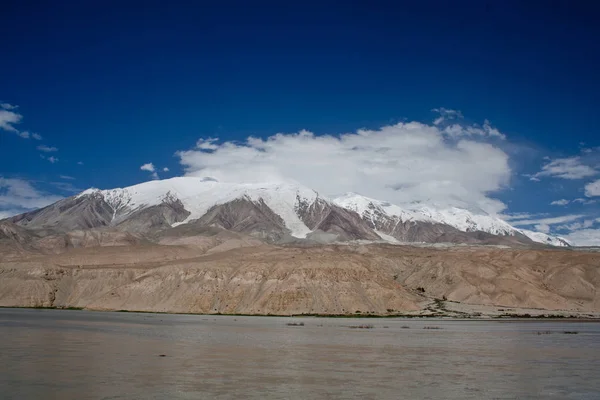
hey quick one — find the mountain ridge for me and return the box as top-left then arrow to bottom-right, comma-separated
3,177 -> 568,247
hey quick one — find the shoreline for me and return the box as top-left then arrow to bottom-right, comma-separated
2,305 -> 599,321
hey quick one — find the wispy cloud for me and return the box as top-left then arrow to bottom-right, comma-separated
556,219 -> 596,231
196,138 -> 220,150
573,197 -> 596,205
431,108 -> 504,139
510,214 -> 585,226
562,229 -> 600,247
37,145 -> 58,152
40,155 -> 59,163
140,162 -> 159,180
0,103 -> 17,110
499,212 -> 542,221
49,181 -> 81,194
0,103 -> 43,141
0,104 -> 22,133
443,120 -> 505,140
59,175 -> 75,180
531,157 -> 597,180
163,167 -> 169,172
0,177 -> 63,217
431,107 -> 463,126
550,199 -> 570,206
512,213 -> 600,246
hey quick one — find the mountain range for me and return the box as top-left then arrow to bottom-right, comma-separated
1,177 -> 569,250
2,177 -> 599,317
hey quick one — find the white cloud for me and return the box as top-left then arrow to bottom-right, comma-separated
550,199 -> 570,206
178,121 -> 512,214
0,104 -> 42,141
163,167 -> 169,172
41,156 -> 59,164
0,108 -> 22,133
562,229 -> 600,247
573,198 -> 596,205
556,219 -> 596,231
499,212 -> 541,221
37,145 -> 58,152
511,214 -> 584,226
59,175 -> 75,180
531,157 -> 597,180
585,179 -> 600,197
431,108 -> 463,126
39,155 -> 59,163
432,108 -> 504,139
140,163 -> 159,180
0,103 -> 43,140
140,163 -> 156,172
534,223 -> 550,233
196,138 -> 220,150
442,120 -> 506,140
510,213 -> 600,246
433,116 -> 444,126
0,177 -> 63,217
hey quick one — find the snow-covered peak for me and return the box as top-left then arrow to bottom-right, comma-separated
77,188 -> 100,197
78,177 -> 320,238
333,192 -> 514,234
76,179 -> 569,246
518,229 -> 571,247
408,205 -> 516,236
333,192 -> 423,224
333,192 -> 568,246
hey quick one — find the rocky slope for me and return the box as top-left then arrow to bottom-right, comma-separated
0,241 -> 598,315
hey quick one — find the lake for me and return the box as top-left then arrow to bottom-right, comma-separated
0,308 -> 598,399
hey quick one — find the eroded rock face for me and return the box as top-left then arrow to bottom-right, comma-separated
115,197 -> 190,233
9,193 -> 114,232
1,242 -> 599,315
0,221 -> 36,243
192,198 -> 288,241
295,197 -> 381,241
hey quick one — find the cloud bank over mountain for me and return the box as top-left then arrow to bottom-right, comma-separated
178,117 -> 510,215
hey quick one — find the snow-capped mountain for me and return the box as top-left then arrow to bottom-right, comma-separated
333,192 -> 569,246
518,229 -> 571,247
334,192 -> 518,234
79,178 -> 320,238
5,177 -> 568,247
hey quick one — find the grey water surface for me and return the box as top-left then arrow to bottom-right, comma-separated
0,308 -> 598,399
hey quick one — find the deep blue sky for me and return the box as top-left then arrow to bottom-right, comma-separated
2,1 -> 600,239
